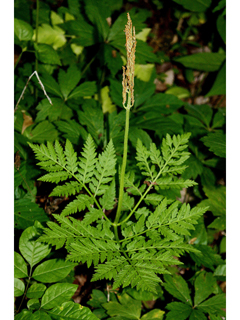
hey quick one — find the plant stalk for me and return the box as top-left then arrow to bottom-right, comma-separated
114,94 -> 131,226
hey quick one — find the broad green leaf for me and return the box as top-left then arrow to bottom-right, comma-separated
27,298 -> 40,310
124,285 -> 163,301
26,283 -> 47,299
134,76 -> 156,107
102,293 -> 141,319
132,113 -> 182,136
14,278 -> 25,297
189,309 -> 207,320
14,310 -> 33,320
14,198 -> 49,230
87,289 -> 107,308
41,283 -> 78,309
185,104 -> 213,127
39,74 -> 63,98
36,98 -> 73,122
14,252 -> 28,278
217,14 -> 226,43
34,43 -> 61,65
135,40 -> 159,64
135,63 -> 154,82
206,62 -> 226,96
129,127 -> 152,149
58,65 -> 81,100
172,0 -> 212,12
31,310 -> 52,320
200,186 -> 226,217
77,100 -> 104,143
164,274 -> 192,305
15,18 -> 33,41
166,86 -> 190,99
201,132 -> 226,158
194,272 -> 216,306
141,309 -> 165,320
103,43 -> 123,76
189,244 -> 224,270
139,93 -> 183,114
165,302 -> 192,320
19,225 -> 51,268
108,8 -> 151,42
174,53 -> 225,72
182,155 -> 203,180
68,82 -> 97,99
33,23 -> 66,49
100,86 -> 116,114
213,0 -> 226,12
63,18 -> 95,46
32,259 -> 76,283
207,216 -> 225,230
211,109 -> 225,129
47,301 -> 99,320
85,0 -> 110,40
214,264 -> 226,277
26,120 -> 58,143
197,294 -> 226,314
55,120 -> 88,145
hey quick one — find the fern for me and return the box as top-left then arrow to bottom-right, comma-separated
30,132 -> 207,293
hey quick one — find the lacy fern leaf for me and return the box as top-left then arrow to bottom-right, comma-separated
30,132 -> 207,293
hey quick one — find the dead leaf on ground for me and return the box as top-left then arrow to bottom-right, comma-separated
21,112 -> 34,134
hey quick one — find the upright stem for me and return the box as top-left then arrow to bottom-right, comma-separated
114,96 -> 131,226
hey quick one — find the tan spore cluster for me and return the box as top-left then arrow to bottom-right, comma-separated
122,13 -> 137,109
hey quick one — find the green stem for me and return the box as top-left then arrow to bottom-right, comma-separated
14,51 -> 23,70
16,267 -> 32,314
114,95 -> 131,226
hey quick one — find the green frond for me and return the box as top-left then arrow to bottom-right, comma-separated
136,139 -> 155,180
50,181 -> 82,197
124,171 -> 146,196
156,177 -> 197,189
82,208 -> 103,224
67,238 -> 120,267
78,135 -> 97,184
121,192 -> 134,211
64,139 -> 78,174
61,194 -> 91,216
89,140 -> 116,196
92,257 -> 128,282
99,180 -> 116,210
38,171 -> 70,183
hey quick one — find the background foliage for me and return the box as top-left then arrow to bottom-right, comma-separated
14,0 -> 226,319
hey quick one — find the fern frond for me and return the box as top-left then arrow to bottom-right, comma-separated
124,171 -> 146,196
38,214 -> 110,249
89,140 -> 116,196
64,139 -> 78,174
38,171 -> 70,183
50,181 -> 82,197
156,177 -> 197,189
136,140 -> 155,180
99,180 -> 116,210
61,194 -> 91,216
78,135 -> 97,184
92,257 -> 128,282
67,238 -> 120,267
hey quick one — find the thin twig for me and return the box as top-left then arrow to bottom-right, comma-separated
14,71 -> 52,112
